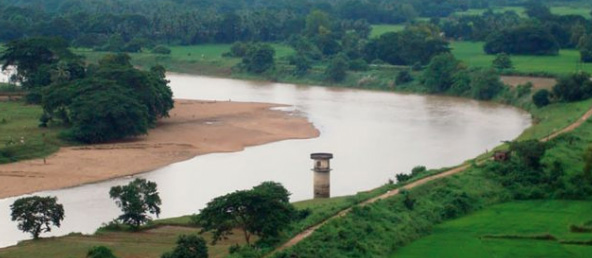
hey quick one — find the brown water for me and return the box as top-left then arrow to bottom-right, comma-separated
0,74 -> 531,247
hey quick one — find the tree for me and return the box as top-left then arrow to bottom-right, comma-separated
325,54 -> 349,82
289,54 -> 312,76
67,78 -> 150,143
374,25 -> 449,65
241,43 -> 275,74
492,53 -> 513,70
395,70 -> 413,85
484,25 -> 559,56
152,45 -> 172,55
470,68 -> 504,100
93,54 -> 174,126
305,10 -> 331,37
87,246 -> 118,258
532,89 -> 551,108
578,34 -> 592,63
10,196 -> 65,239
584,145 -> 592,181
509,140 -> 547,169
161,235 -> 208,258
422,53 -> 463,93
194,182 -> 296,245
0,37 -> 78,88
109,178 -> 161,229
553,71 -> 592,102
525,0 -> 552,20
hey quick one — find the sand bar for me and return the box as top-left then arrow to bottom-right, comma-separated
0,99 -> 319,199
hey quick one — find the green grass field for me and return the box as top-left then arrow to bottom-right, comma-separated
75,43 -> 294,76
451,41 -> 592,75
370,24 -> 405,38
453,6 -> 591,19
393,200 -> 592,258
0,101 -> 65,164
454,6 -> 526,17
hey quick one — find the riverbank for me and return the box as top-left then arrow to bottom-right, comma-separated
0,99 -> 319,199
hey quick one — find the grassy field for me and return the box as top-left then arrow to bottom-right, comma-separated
454,6 -> 591,19
0,226 -> 240,258
75,43 -> 294,76
393,200 -> 592,258
370,24 -> 405,38
0,101 -> 65,164
454,6 -> 526,16
451,41 -> 592,75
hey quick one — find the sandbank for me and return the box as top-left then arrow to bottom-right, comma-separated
0,99 -> 319,199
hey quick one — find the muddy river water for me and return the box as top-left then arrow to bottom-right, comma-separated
0,74 -> 531,247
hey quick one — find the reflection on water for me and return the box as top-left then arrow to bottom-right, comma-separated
0,74 -> 531,247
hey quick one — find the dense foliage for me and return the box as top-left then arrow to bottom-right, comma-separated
421,53 -> 504,100
109,178 -> 162,229
10,196 -> 65,239
161,235 -> 208,258
0,0 -> 507,48
484,25 -> 560,55
368,25 -> 449,65
1,37 -> 174,143
241,43 -> 275,74
553,71 -> 592,102
194,182 -> 296,246
87,246 -> 118,258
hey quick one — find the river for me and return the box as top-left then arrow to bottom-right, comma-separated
0,74 -> 531,247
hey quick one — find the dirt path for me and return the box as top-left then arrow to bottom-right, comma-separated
543,107 -> 592,142
272,105 -> 592,254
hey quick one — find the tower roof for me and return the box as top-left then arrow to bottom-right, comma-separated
311,153 -> 333,160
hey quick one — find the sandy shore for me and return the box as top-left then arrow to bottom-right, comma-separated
0,99 -> 319,199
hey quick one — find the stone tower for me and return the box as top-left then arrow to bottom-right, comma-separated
311,153 -> 333,199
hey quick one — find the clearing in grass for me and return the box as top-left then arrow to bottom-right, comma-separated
370,24 -> 406,38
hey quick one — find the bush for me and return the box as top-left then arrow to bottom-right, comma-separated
515,82 -> 533,98
484,25 -> 559,55
152,45 -> 171,55
87,246 -> 118,258
492,53 -> 513,70
532,89 -> 551,108
395,70 -> 413,85
470,68 -> 504,100
325,54 -> 349,82
241,43 -> 275,74
348,59 -> 369,71
553,71 -> 592,102
161,234 -> 208,258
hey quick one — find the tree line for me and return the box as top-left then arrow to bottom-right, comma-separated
0,37 -> 174,143
10,179 -> 300,258
0,0 -> 541,49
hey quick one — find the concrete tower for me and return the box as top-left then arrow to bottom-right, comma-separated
311,153 -> 333,199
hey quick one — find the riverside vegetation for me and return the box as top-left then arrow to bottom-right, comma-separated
2,0 -> 592,257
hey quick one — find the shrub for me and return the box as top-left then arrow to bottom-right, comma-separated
348,59 -> 369,71
152,45 -> 171,55
395,70 -> 413,84
161,234 -> 208,258
87,246 -> 118,258
532,89 -> 551,108
325,54 -> 349,82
